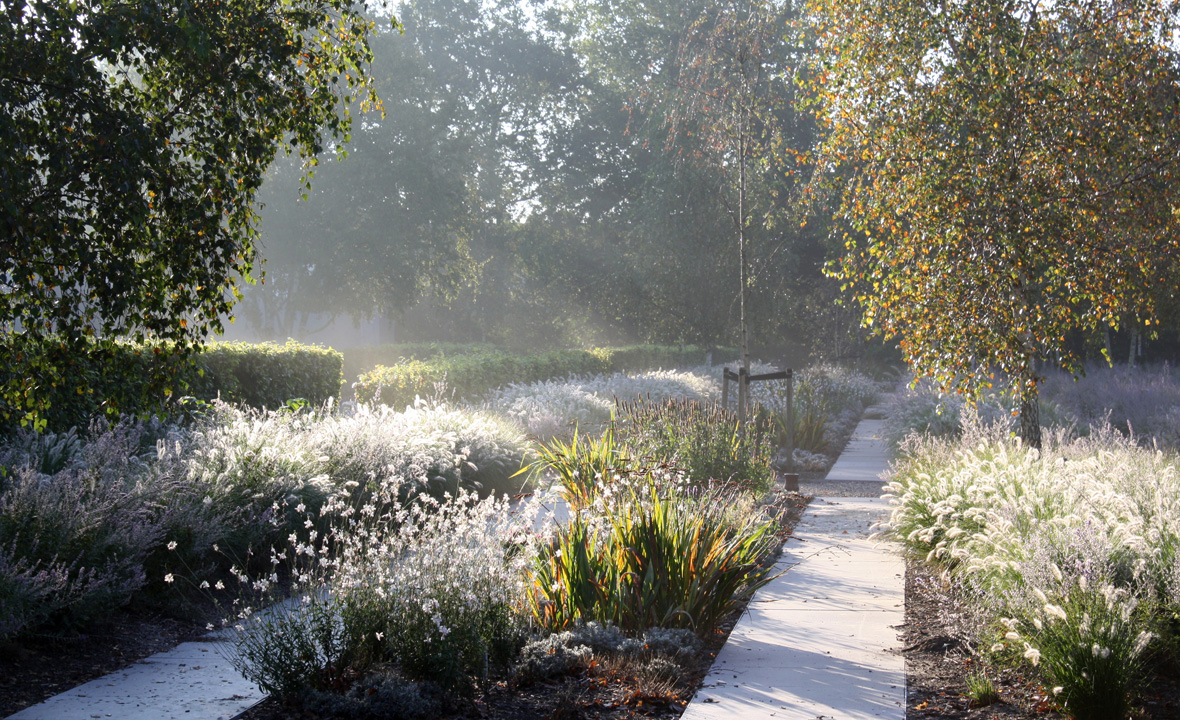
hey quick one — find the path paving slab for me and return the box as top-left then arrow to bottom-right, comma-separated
682,497 -> 903,720
4,638 -> 262,720
681,411 -> 903,720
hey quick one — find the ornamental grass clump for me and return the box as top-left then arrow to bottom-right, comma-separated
614,397 -> 775,494
528,480 -> 778,637
0,420 -> 204,639
884,422 -> 1180,719
221,480 -> 545,702
487,367 -> 719,441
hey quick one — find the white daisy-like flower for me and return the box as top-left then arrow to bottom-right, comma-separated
167,541 -> 178,551
164,573 -> 175,584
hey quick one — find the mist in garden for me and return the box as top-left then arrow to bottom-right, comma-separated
222,0 -> 846,368
5,0 -> 1180,718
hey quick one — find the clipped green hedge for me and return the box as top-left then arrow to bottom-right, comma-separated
0,337 -> 342,432
354,345 -> 721,408
354,349 -> 612,408
187,341 -> 343,409
340,343 -> 493,391
602,344 -> 720,373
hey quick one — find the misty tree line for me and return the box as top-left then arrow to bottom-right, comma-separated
244,0 -> 856,359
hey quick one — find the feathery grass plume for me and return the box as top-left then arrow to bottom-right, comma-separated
883,426 -> 1180,718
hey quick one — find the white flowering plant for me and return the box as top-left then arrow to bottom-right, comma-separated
219,475 -> 547,701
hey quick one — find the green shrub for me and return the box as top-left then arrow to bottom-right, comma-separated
600,345 -> 718,373
187,340 -> 343,409
340,343 -> 493,390
0,336 -> 343,433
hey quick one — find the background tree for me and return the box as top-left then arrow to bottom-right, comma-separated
1,0 -> 391,426
808,0 -> 1180,447
649,0 -> 811,414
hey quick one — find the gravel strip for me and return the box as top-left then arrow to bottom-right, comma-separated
800,479 -> 890,497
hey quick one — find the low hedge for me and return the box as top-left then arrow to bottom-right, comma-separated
603,344 -> 722,372
187,341 -> 343,409
353,345 -> 724,408
354,349 -> 612,408
340,343 -> 493,391
0,337 -> 342,432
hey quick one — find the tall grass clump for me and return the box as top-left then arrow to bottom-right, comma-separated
528,477 -> 778,637
221,480 -> 545,703
884,421 -> 1180,719
615,397 -> 776,495
0,420 -> 209,639
488,368 -> 719,440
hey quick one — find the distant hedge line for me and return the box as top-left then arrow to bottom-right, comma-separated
353,344 -> 725,408
1,339 -> 342,432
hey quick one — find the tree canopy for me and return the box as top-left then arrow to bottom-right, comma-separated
1,0 -> 391,426
808,0 -> 1180,446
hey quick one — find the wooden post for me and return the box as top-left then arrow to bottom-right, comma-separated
737,366 -> 748,429
722,369 -> 730,409
785,368 -> 795,473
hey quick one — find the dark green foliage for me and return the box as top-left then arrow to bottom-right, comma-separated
1,0 -> 389,430
0,338 -> 342,433
615,398 -> 776,494
187,341 -> 344,410
601,345 -> 724,373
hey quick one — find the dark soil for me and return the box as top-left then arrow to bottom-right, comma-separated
0,610 -> 208,717
903,557 -> 1180,720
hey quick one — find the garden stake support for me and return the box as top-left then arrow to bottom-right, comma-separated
721,366 -> 796,486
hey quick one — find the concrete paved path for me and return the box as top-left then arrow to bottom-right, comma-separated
681,411 -> 905,720
4,637 -> 262,720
